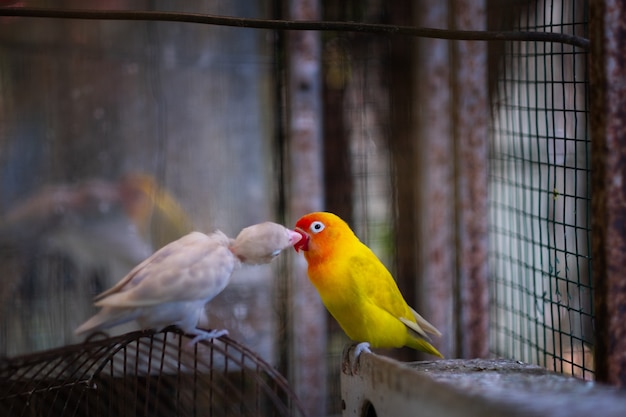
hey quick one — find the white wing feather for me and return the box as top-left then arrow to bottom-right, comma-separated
95,231 -> 236,307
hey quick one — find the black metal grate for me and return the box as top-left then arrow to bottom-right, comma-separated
488,0 -> 592,379
0,328 -> 306,417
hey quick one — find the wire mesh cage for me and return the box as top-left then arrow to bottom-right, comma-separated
0,328 -> 306,417
488,0 -> 592,379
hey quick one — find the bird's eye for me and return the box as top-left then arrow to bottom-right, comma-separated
310,221 -> 325,234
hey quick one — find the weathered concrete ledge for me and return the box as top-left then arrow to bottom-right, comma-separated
340,345 -> 626,417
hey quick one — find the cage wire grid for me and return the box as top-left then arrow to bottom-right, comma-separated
0,328 -> 306,417
488,0 -> 592,379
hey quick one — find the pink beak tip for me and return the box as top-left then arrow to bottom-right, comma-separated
292,229 -> 308,252
289,229 -> 304,245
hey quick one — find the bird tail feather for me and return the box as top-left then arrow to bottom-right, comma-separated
406,336 -> 444,358
75,307 -> 138,335
400,310 -> 444,358
410,307 -> 442,336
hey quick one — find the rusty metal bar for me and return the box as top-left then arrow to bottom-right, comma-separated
386,0 -> 420,363
452,0 -> 490,359
413,0 -> 456,359
286,0 -> 327,415
589,0 -> 626,386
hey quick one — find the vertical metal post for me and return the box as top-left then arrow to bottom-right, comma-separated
386,0 -> 419,363
414,0 -> 456,359
286,0 -> 327,413
589,0 -> 626,386
321,9 -> 352,225
452,0 -> 490,359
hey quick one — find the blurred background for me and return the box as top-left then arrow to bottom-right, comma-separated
0,1 -> 592,416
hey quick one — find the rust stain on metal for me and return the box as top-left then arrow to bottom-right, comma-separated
386,0 -> 419,362
414,0 -> 456,360
452,0 -> 489,359
589,0 -> 626,387
287,0 -> 327,414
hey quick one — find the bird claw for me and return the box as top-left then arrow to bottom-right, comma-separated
187,328 -> 229,347
342,342 -> 372,375
353,341 -> 372,357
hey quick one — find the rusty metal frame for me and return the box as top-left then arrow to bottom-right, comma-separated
285,1 -> 327,416
589,0 -> 626,387
452,0 -> 490,359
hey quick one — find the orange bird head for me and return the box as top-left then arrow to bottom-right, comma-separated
294,212 -> 356,258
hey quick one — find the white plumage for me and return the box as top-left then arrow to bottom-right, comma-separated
75,222 -> 302,345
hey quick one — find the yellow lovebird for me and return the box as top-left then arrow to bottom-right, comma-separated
294,212 -> 443,358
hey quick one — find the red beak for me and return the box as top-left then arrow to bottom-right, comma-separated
293,228 -> 309,252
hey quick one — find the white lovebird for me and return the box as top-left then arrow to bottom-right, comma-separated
75,222 -> 302,345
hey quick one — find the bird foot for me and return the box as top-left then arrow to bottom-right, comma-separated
187,328 -> 229,347
342,342 -> 372,375
353,341 -> 372,357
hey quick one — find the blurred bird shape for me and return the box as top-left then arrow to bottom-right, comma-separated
0,173 -> 193,278
118,173 -> 193,251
